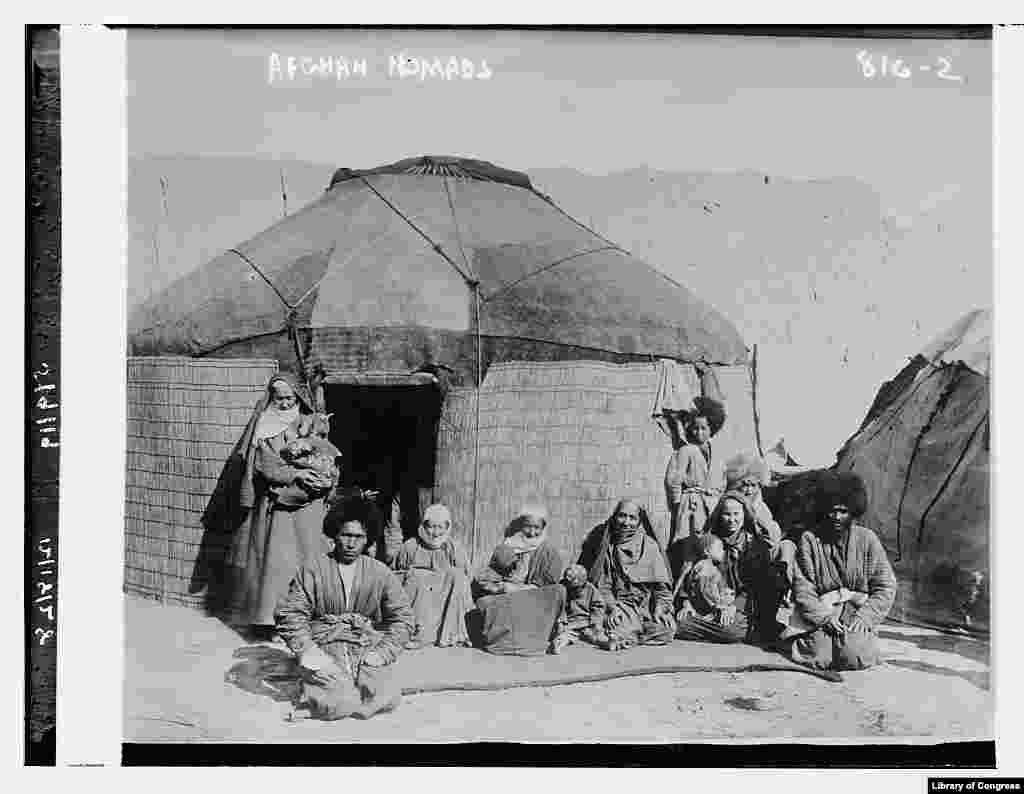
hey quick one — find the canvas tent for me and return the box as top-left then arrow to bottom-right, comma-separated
833,308 -> 990,632
127,156 -> 760,603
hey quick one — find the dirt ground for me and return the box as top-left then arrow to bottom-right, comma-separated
124,596 -> 992,743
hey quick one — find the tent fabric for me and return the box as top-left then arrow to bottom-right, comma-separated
128,156 -> 748,366
834,309 -> 990,632
918,307 -> 990,376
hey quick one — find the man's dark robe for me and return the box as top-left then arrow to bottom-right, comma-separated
789,523 -> 897,671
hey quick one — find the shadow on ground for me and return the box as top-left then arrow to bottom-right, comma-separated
884,658 -> 990,691
225,646 -> 303,704
878,629 -> 989,665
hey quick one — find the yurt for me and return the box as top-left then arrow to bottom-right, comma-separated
126,155 -> 759,607
833,308 -> 991,632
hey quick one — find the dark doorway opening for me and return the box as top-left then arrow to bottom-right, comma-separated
323,383 -> 443,540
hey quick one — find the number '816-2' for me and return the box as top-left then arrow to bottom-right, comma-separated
856,50 -> 962,82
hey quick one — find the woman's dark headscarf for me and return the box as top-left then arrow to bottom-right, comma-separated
578,500 -> 671,585
706,490 -> 762,593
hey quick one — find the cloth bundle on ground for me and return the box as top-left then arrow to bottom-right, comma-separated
293,613 -> 387,720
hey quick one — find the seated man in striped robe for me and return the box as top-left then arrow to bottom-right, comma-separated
275,501 -> 414,720
786,472 -> 897,671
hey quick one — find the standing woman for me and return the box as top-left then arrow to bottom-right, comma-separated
223,373 -> 339,640
664,396 -> 726,578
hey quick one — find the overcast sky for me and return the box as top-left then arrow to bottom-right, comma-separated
127,29 -> 992,216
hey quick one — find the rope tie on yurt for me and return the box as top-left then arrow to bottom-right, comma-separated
228,248 -> 294,311
471,280 -> 483,562
289,243 -> 337,312
285,309 -> 310,385
894,367 -> 963,561
442,175 -> 474,277
480,246 -> 621,304
534,189 -> 694,295
439,173 -> 485,562
358,175 -> 475,285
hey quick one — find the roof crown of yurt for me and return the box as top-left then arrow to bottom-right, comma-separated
127,155 -> 761,605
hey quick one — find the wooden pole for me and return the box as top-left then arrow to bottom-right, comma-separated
751,343 -> 764,457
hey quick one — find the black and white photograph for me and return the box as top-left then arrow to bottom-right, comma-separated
91,25 -> 1000,753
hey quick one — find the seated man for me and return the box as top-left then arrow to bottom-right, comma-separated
786,472 -> 896,671
275,502 -> 414,719
578,499 -> 676,650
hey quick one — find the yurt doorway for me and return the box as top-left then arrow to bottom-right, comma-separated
323,377 -> 443,539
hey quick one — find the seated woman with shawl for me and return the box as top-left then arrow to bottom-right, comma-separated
578,500 -> 676,650
213,373 -> 340,640
785,472 -> 896,671
674,491 -> 768,643
392,503 -> 473,649
723,453 -> 798,640
470,506 -> 566,656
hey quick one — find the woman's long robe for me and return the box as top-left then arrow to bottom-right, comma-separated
227,432 -> 335,627
665,443 -> 722,577
393,537 -> 473,647
579,517 -> 675,647
471,539 -> 565,656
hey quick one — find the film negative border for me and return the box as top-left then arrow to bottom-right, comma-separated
26,25 -> 61,766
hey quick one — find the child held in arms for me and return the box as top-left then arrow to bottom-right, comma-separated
676,533 -> 738,629
473,544 -> 534,596
549,564 -> 608,654
275,412 -> 341,506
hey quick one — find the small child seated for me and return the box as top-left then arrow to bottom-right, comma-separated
274,413 -> 341,507
676,534 -> 737,625
472,544 -> 528,598
550,564 -> 608,654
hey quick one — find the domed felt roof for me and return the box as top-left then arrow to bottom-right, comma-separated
129,155 -> 748,364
